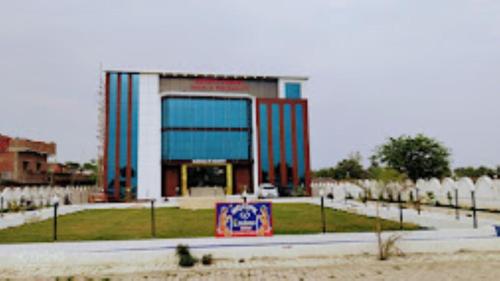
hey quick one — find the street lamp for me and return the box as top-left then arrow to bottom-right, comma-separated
51,195 -> 60,241
319,189 -> 326,234
470,184 -> 478,229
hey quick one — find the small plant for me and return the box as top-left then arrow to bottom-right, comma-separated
176,244 -> 198,267
8,201 -> 21,212
378,234 -> 403,260
201,254 -> 213,266
291,185 -> 306,197
378,193 -> 384,201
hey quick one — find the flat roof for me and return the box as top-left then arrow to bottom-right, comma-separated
103,68 -> 308,81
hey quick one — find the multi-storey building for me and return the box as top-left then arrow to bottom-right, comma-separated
102,70 -> 311,201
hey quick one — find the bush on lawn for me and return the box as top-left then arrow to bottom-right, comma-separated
201,254 -> 213,266
176,244 -> 198,267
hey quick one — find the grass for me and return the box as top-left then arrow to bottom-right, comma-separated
0,203 -> 419,243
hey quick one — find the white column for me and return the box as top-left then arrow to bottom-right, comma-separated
137,74 -> 162,200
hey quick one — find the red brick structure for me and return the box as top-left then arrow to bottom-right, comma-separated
0,134 -> 56,185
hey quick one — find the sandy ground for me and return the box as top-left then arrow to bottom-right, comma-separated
2,250 -> 499,281
0,229 -> 499,280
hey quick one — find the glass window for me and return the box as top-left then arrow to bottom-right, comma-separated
107,73 -> 118,194
163,131 -> 249,160
285,83 -> 301,99
162,98 -> 249,128
259,104 -> 269,183
271,104 -> 281,185
284,104 -> 293,185
295,104 -> 306,184
119,74 -> 129,187
131,74 -> 139,194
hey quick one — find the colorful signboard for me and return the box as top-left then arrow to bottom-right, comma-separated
190,78 -> 250,92
215,202 -> 273,237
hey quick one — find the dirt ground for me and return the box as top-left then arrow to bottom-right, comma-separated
4,250 -> 499,281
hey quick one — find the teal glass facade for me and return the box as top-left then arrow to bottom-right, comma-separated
285,83 -> 301,99
257,99 -> 310,191
161,97 -> 252,161
105,72 -> 139,201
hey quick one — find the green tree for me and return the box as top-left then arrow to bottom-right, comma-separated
64,161 -> 80,171
454,166 -> 496,179
368,167 -> 407,184
332,157 -> 368,180
372,134 -> 451,181
313,167 -> 335,178
82,159 -> 98,183
313,152 -> 368,180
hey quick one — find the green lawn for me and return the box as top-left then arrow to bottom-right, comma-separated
0,203 -> 419,243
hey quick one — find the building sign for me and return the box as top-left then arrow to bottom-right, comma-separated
192,159 -> 226,164
215,202 -> 273,237
190,78 -> 250,92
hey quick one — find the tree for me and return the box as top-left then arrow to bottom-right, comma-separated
64,161 -> 81,171
332,157 -> 368,180
368,167 -> 407,184
454,166 -> 496,179
312,152 -> 368,180
372,134 -> 451,181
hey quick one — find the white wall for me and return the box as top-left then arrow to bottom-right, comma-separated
137,74 -> 162,200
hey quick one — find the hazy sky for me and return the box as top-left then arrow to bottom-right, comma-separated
1,0 -> 499,169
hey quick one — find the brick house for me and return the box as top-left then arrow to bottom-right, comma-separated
0,134 -> 56,185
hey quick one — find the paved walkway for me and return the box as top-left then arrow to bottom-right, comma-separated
320,199 -> 500,230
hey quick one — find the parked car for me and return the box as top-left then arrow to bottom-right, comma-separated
258,183 -> 279,198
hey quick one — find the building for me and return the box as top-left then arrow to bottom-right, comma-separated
47,163 -> 96,186
101,69 -> 311,202
0,134 -> 56,185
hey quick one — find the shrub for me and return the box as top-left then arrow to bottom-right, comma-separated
378,234 -> 403,261
8,201 -> 21,212
201,254 -> 213,266
176,244 -> 198,267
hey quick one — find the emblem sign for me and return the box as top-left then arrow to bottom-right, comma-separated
215,202 -> 273,237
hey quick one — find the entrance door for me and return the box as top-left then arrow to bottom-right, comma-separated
234,165 -> 252,194
180,163 -> 233,196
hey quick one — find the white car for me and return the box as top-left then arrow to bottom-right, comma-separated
258,183 -> 279,198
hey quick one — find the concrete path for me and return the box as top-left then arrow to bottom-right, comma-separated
319,199 -> 500,230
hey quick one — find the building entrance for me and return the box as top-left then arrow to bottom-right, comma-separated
181,163 -> 233,196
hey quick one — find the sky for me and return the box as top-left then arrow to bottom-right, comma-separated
0,0 -> 499,169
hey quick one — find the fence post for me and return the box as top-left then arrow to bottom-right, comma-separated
151,199 -> 156,238
471,190 -> 478,229
455,188 -> 459,220
0,196 -> 4,217
53,202 -> 59,241
398,192 -> 403,230
416,188 -> 421,215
